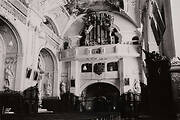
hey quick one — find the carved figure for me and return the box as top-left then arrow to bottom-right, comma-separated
4,65 -> 14,89
44,81 -> 52,96
37,56 -> 44,74
60,82 -> 66,94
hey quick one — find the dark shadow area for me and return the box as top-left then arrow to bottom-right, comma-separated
80,83 -> 120,112
143,50 -> 177,120
0,84 -> 39,116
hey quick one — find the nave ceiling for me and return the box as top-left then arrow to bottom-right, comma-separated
25,0 -> 140,43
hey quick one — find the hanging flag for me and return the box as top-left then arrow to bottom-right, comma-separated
152,1 -> 166,35
150,17 -> 162,46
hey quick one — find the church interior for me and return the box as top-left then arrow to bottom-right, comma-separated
0,0 -> 180,119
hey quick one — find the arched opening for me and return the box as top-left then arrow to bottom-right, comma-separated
111,28 -> 122,44
132,36 -> 139,45
0,35 -> 5,90
81,83 -> 120,112
43,16 -> 59,36
37,49 -> 55,102
0,16 -> 22,91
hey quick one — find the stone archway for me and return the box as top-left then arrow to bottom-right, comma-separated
0,35 -> 6,90
0,16 -> 22,91
81,82 -> 120,112
37,48 -> 57,100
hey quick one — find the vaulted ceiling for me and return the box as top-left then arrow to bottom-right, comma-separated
27,0 -> 139,39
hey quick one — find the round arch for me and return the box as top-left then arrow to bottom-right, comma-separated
111,24 -> 121,33
0,35 -> 6,90
62,10 -> 137,37
0,15 -> 23,55
37,47 -> 58,99
44,16 -> 59,36
82,82 -> 120,96
0,15 -> 23,91
79,81 -> 120,96
38,47 -> 58,70
80,82 -> 121,112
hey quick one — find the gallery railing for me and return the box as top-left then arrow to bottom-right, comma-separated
60,44 -> 141,60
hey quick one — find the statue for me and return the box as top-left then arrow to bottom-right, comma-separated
133,79 -> 141,94
4,65 -> 15,89
44,81 -> 52,96
37,56 -> 45,74
60,82 -> 66,95
43,73 -> 52,96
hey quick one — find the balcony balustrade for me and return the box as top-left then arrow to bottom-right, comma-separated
60,44 -> 141,60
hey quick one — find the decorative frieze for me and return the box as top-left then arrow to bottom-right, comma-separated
0,0 -> 27,24
60,44 -> 140,61
7,0 -> 28,16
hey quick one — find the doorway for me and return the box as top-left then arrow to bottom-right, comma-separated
81,82 -> 120,112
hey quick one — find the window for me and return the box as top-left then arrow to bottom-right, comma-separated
132,36 -> 139,45
81,63 -> 92,72
43,16 -> 59,35
107,62 -> 118,71
111,28 -> 122,44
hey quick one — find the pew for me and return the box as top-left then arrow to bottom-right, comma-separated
0,84 -> 39,115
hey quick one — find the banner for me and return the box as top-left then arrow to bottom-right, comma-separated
152,1 -> 166,36
150,17 -> 162,46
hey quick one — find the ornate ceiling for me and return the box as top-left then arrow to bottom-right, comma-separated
64,0 -> 124,15
25,0 -> 139,40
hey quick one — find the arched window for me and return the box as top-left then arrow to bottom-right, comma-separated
107,62 -> 118,71
132,36 -> 139,45
111,28 -> 122,44
81,63 -> 92,72
44,16 -> 59,36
